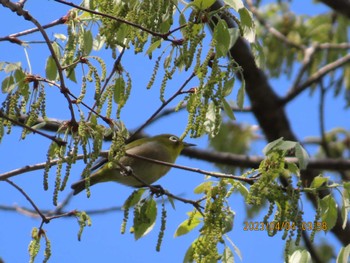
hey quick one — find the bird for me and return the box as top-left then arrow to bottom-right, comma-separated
71,134 -> 195,195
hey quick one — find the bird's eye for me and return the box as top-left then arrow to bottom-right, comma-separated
169,135 -> 179,142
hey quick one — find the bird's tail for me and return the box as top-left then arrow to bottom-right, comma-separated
71,176 -> 99,195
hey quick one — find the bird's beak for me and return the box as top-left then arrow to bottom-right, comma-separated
183,141 -> 196,148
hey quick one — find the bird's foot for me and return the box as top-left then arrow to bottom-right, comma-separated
150,184 -> 165,197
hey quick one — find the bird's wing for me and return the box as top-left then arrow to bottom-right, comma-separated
90,157 -> 109,171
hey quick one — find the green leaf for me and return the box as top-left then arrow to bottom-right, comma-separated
1,75 -> 15,93
133,198 -> 157,240
295,143 -> 309,169
93,34 -> 105,51
287,162 -> 300,177
239,8 -> 256,43
83,30 -> 93,55
275,140 -> 296,151
320,194 -> 338,232
341,197 -> 349,230
67,68 -> 77,83
194,181 -> 213,194
51,42 -> 61,59
192,0 -> 215,10
45,56 -> 58,80
174,212 -> 202,237
222,246 -> 234,263
4,62 -> 21,73
223,210 -> 235,233
222,98 -> 235,120
183,242 -> 195,263
236,79 -> 245,109
113,77 -> 126,104
167,195 -> 176,210
223,77 -> 235,97
341,182 -> 350,229
225,235 -> 242,261
223,0 -> 244,12
146,39 -> 162,56
228,28 -> 240,50
337,244 -> 350,263
236,181 -> 249,198
289,249 -> 312,263
54,33 -> 67,41
214,20 -> 231,57
122,189 -> 146,209
310,175 -> 329,189
263,137 -> 284,155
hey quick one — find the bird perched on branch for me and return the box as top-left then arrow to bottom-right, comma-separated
71,134 -> 195,195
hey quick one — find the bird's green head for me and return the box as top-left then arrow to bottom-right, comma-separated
151,134 -> 195,157
126,134 -> 195,160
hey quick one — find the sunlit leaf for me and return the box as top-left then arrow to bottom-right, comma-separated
320,194 -> 338,232
310,175 -> 329,189
1,75 -> 15,93
222,246 -> 234,263
223,0 -> 244,11
222,98 -> 235,120
236,80 -> 245,109
295,143 -> 309,169
45,56 -> 58,81
174,212 -> 202,237
289,249 -> 312,263
337,244 -> 350,263
133,198 -> 157,240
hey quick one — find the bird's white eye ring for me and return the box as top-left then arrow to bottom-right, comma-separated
169,135 -> 179,142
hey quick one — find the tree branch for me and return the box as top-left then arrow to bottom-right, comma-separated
319,0 -> 350,18
281,52 -> 350,105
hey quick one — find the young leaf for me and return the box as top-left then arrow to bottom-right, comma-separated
289,249 -> 312,263
222,98 -> 235,120
1,75 -> 15,93
133,198 -> 157,240
194,181 -> 213,194
320,194 -> 338,232
239,8 -> 256,43
45,56 -> 58,80
222,246 -> 234,263
223,0 -> 244,11
146,39 -> 162,56
192,0 -> 215,10
214,20 -> 231,57
295,143 -> 309,169
83,30 -> 93,56
263,137 -> 284,155
122,189 -> 146,209
174,212 -> 202,237
310,175 -> 329,189
223,77 -> 235,97
337,244 -> 350,263
236,80 -> 245,109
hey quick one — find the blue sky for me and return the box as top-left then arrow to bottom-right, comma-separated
0,1 -> 348,262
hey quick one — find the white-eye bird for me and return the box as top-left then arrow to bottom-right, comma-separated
71,134 -> 195,195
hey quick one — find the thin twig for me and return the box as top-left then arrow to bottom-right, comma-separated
1,0 -> 77,125
128,72 -> 196,142
0,110 -> 65,146
281,52 -> 350,105
54,0 -> 181,43
87,47 -> 125,122
0,14 -> 68,44
126,153 -> 256,185
246,0 -> 305,50
4,179 -> 48,222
